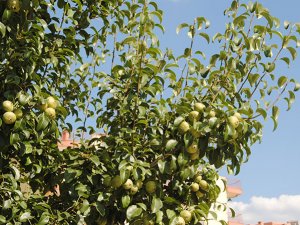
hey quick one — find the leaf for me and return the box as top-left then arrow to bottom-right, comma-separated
277,76 -> 288,88
2,9 -> 11,22
166,139 -> 178,151
151,11 -> 163,23
280,57 -> 290,66
126,205 -> 142,221
96,202 -> 105,216
233,15 -> 247,27
156,211 -> 163,223
19,212 -> 32,222
0,215 -> 6,223
205,20 -> 210,29
157,160 -> 166,174
272,105 -> 279,120
37,213 -> 50,225
90,155 -> 100,166
284,20 -> 290,29
261,11 -> 273,28
174,116 -> 184,127
0,22 -> 6,37
229,207 -> 236,217
271,116 -> 278,131
37,114 -> 49,131
122,195 -> 131,208
122,36 -> 137,45
166,209 -> 176,219
151,197 -> 163,213
199,32 -> 210,43
80,200 -> 90,215
286,47 -> 297,60
137,203 -> 147,211
176,23 -> 189,34
249,74 -> 260,86
10,133 -> 20,145
294,82 -> 300,91
284,91 -> 295,111
11,166 -> 20,180
256,108 -> 267,120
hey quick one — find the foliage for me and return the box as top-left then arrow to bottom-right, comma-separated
0,0 -> 299,224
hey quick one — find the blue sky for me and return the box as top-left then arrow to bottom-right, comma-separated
158,0 -> 300,222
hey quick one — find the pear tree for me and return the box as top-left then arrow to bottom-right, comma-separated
0,0 -> 299,224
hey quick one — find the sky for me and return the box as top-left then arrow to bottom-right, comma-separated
158,0 -> 300,223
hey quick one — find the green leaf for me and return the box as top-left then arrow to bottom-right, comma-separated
284,20 -> 290,29
285,91 -> 295,111
0,22 -> 6,37
151,11 -> 163,24
249,74 -> 260,86
10,133 -> 20,145
176,23 -> 189,34
277,76 -> 288,88
271,116 -> 278,131
136,203 -> 147,211
151,197 -> 163,213
286,47 -> 297,60
156,211 -> 163,223
80,200 -> 90,215
174,116 -> 184,127
126,205 -> 142,221
11,166 -> 20,180
280,57 -> 290,66
37,114 -> 49,131
196,17 -> 210,30
2,9 -> 11,22
166,209 -> 176,219
272,105 -> 279,120
166,139 -> 178,151
0,215 -> 6,223
157,160 -> 166,174
294,82 -> 300,91
37,213 -> 50,225
205,20 -> 210,29
229,207 -> 236,217
122,36 -> 137,45
233,15 -> 247,27
256,108 -> 267,120
19,212 -> 32,222
90,155 -> 100,166
199,32 -> 210,43
122,195 -> 131,208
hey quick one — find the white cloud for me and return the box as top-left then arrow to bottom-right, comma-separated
229,195 -> 300,224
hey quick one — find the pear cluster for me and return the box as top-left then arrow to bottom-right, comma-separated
40,96 -> 58,119
174,102 -> 244,159
1,100 -> 23,125
109,174 -> 144,196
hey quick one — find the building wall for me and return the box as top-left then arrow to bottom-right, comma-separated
207,177 -> 229,225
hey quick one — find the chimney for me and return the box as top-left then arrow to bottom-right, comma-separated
62,130 -> 70,141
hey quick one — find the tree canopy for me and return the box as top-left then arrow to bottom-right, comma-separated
0,0 -> 299,224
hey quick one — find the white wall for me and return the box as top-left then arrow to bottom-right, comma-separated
207,177 -> 229,225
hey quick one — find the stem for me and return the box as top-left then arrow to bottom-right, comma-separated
249,28 -> 292,99
183,20 -> 196,95
251,82 -> 289,119
249,46 -> 283,99
111,26 -> 117,70
81,44 -> 99,139
237,59 -> 257,94
131,2 -> 148,156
